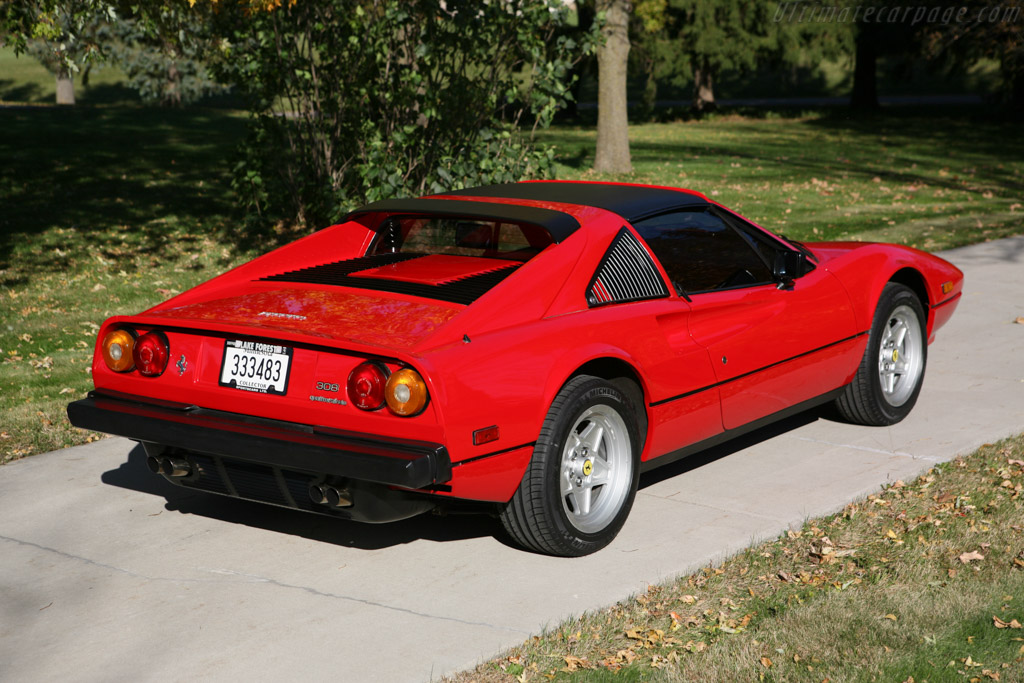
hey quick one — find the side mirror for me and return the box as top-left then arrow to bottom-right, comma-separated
773,250 -> 805,289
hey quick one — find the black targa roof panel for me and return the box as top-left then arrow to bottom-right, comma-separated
346,198 -> 582,243
445,182 -> 709,223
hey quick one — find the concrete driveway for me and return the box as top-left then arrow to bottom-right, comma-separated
2,236 -> 1022,682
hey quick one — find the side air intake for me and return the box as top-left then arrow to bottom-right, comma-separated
587,228 -> 669,307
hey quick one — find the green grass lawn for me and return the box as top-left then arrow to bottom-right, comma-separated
451,436 -> 1024,682
0,46 -> 140,105
545,110 -> 1024,251
0,106 -> 251,461
1,105 -> 1022,463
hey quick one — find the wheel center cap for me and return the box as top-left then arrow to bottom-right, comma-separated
582,459 -> 593,477
892,349 -> 899,362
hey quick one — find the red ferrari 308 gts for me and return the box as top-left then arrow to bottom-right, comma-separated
68,181 -> 963,556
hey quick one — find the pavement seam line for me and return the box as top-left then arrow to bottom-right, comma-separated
0,534 -> 530,636
636,491 -> 789,524
789,435 -> 943,461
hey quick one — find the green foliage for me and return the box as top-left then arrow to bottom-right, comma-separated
629,0 -> 853,111
1,0 -> 116,71
208,0 -> 595,227
104,7 -> 227,106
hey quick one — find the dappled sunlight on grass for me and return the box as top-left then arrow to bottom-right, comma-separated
541,111 -> 1024,251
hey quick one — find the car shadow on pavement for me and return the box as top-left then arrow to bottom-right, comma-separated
638,409 -> 825,490
100,444 -> 499,550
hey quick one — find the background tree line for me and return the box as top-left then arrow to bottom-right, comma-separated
2,0 -> 1020,226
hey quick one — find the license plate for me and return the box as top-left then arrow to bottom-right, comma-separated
219,340 -> 292,395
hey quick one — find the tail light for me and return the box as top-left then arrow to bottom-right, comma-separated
133,331 -> 170,377
101,328 -> 136,372
385,368 -> 428,416
347,361 -> 388,410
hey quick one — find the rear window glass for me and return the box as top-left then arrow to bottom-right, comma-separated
369,216 -> 554,262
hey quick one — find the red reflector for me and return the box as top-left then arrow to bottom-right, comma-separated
347,361 -> 388,411
133,331 -> 169,377
472,425 -> 499,446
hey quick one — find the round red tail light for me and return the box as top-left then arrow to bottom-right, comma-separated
132,331 -> 169,377
347,361 -> 388,410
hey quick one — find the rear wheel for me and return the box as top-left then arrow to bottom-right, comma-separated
836,283 -> 927,425
500,375 -> 640,557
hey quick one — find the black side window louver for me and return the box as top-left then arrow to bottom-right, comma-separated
586,228 -> 669,307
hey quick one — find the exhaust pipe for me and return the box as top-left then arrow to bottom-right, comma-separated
148,455 -> 192,478
308,483 -> 329,505
162,457 -> 192,478
325,485 -> 353,508
308,482 -> 353,508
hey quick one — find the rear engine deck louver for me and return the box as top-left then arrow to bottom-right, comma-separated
259,253 -> 520,306
587,228 -> 669,307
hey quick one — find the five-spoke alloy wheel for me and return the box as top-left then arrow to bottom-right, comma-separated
837,282 -> 928,425
500,375 -> 641,557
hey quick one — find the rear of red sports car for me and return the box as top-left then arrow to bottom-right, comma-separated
68,193 -> 619,524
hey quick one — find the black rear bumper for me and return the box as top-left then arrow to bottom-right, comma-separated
67,391 -> 451,489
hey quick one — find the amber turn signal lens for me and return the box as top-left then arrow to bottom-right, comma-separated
101,328 -> 136,372
385,368 -> 428,416
133,331 -> 169,377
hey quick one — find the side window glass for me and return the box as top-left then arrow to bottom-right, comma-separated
632,209 -> 774,294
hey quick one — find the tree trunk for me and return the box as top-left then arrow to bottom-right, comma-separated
55,64 -> 75,105
851,21 -> 879,110
638,56 -> 657,122
166,61 -> 182,107
692,57 -> 716,112
594,0 -> 632,174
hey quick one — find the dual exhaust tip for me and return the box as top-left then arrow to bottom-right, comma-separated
308,482 -> 353,508
147,455 -> 192,478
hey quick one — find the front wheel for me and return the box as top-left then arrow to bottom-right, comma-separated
500,375 -> 641,557
836,283 -> 927,425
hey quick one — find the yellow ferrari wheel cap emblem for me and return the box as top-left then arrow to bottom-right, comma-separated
892,349 -> 899,362
582,459 -> 593,476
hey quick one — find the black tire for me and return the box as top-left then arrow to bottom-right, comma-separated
836,283 -> 928,426
499,375 -> 641,557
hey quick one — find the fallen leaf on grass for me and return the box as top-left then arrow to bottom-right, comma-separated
562,655 -> 591,672
959,550 -> 986,564
626,628 -> 664,647
1009,459 -> 1024,467
884,614 -> 898,621
669,611 -> 700,628
681,594 -> 697,604
993,616 -> 1022,629
760,656 -> 772,668
777,570 -> 795,583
